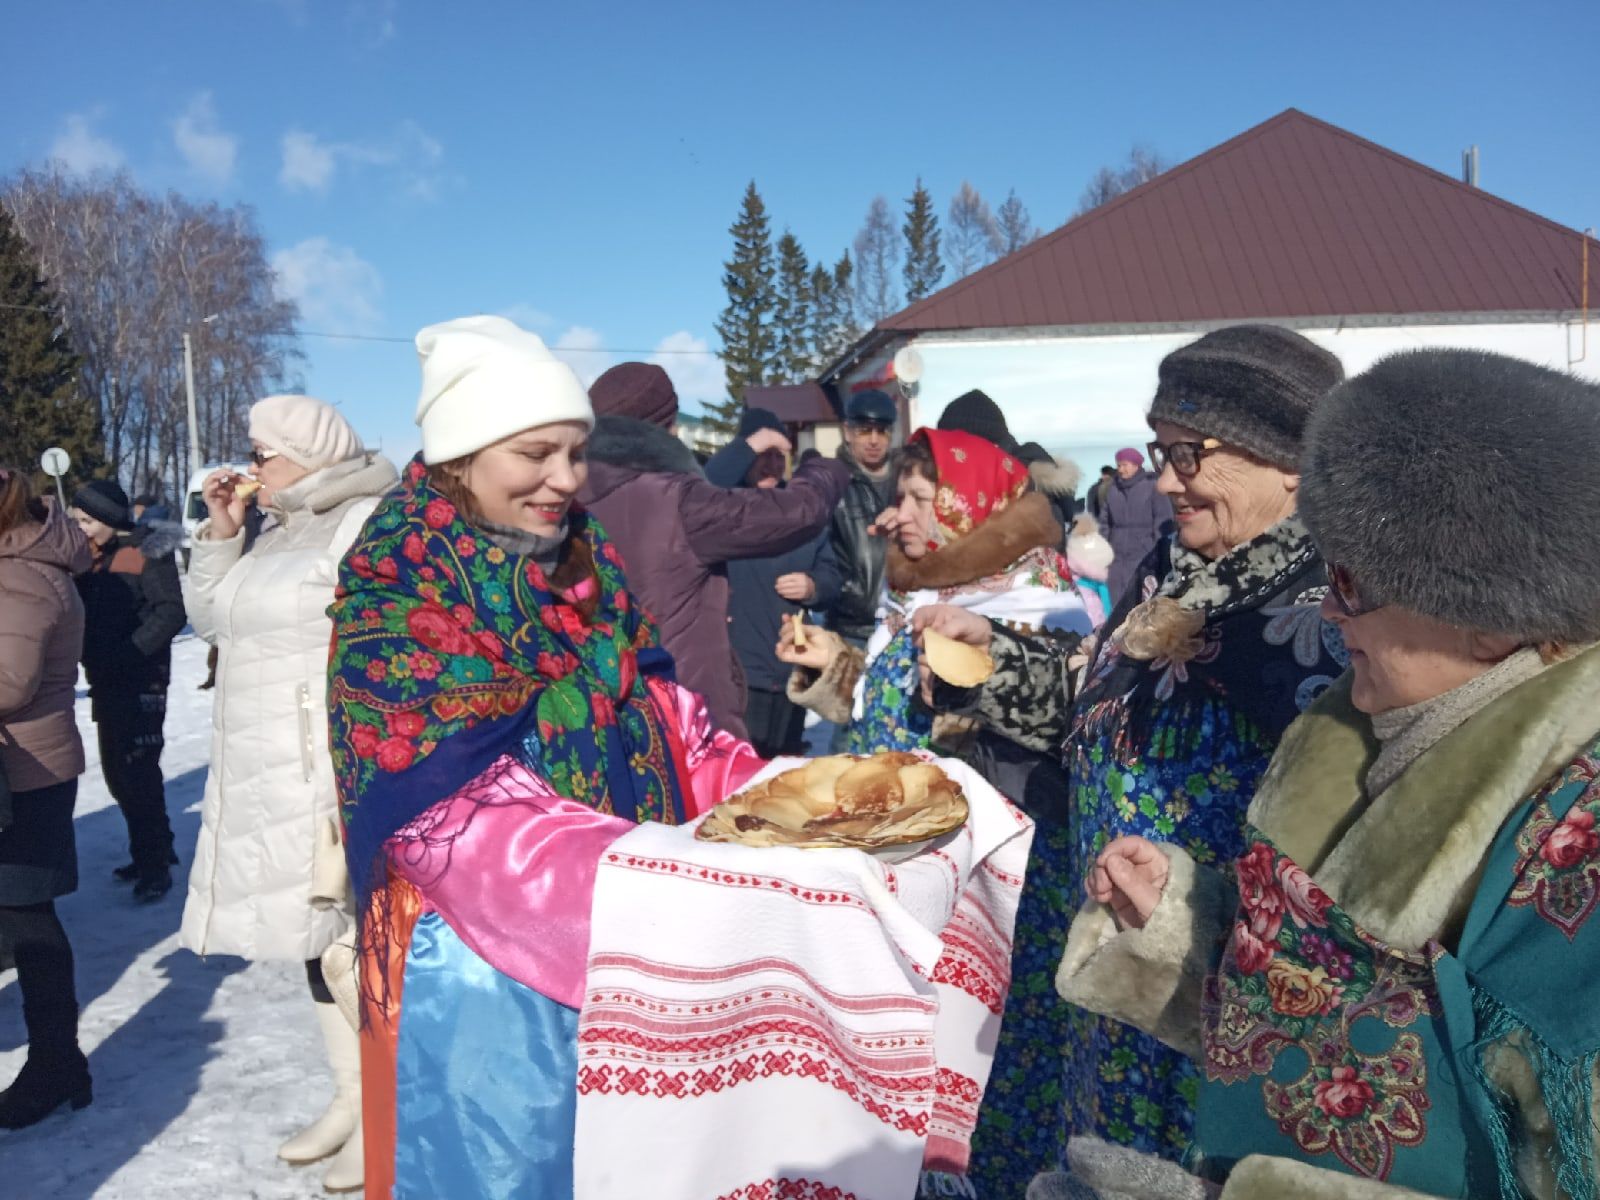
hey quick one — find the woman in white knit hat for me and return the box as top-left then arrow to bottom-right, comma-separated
179,395 -> 397,1195
325,316 -> 761,1198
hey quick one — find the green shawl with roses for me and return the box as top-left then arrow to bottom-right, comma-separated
328,455 -> 690,900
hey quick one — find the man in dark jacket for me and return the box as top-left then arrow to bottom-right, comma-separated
814,389 -> 900,649
1102,447 -> 1174,602
579,363 -> 849,740
70,479 -> 187,901
705,408 -> 838,758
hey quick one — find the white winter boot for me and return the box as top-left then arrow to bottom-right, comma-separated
279,1001 -> 363,1180
321,1107 -> 364,1194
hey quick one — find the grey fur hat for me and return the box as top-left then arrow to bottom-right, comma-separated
1300,348 -> 1600,643
1148,324 -> 1344,469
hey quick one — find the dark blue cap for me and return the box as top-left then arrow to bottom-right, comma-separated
845,389 -> 896,424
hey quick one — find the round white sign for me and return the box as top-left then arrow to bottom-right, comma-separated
39,447 -> 71,478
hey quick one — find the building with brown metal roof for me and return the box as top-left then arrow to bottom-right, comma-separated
817,108 -> 1600,478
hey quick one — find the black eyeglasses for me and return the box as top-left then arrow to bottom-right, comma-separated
1326,561 -> 1382,619
1147,437 -> 1221,478
249,448 -> 281,467
848,420 -> 893,436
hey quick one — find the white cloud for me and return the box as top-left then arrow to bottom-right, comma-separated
48,111 -> 124,176
279,130 -> 336,192
270,237 -> 383,333
173,92 -> 238,185
551,326 -> 612,387
277,119 -> 447,199
649,331 -> 723,407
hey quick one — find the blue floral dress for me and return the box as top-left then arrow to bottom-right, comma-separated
962,519 -> 1346,1196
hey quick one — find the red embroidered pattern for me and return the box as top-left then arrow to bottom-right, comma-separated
1507,755 -> 1600,941
931,907 -> 1011,1014
716,1181 -> 860,1200
585,953 -> 938,1017
577,1052 -> 930,1134
604,853 -> 872,914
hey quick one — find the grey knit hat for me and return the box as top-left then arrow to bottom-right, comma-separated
1147,325 -> 1344,469
1300,348 -> 1600,643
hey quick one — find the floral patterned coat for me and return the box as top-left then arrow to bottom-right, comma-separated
1057,643 -> 1600,1199
962,517 -> 1345,1192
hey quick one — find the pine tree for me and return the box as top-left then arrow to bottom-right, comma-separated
902,178 -> 944,304
947,181 -> 1002,278
771,231 -> 813,382
852,196 -> 900,324
711,181 -> 778,431
996,189 -> 1042,255
0,207 -> 98,487
809,251 -> 861,370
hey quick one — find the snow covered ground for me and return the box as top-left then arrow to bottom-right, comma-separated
0,635 -> 330,1199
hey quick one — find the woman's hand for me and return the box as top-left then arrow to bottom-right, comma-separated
201,469 -> 250,540
774,572 -> 816,604
1087,836 -> 1170,930
866,506 -> 902,539
775,613 -> 836,672
745,427 -> 793,458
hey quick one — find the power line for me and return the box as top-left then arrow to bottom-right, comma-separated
1,303 -> 717,355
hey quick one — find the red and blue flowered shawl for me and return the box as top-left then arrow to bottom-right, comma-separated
328,456 -> 691,901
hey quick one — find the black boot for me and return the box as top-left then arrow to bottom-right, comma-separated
114,848 -> 178,883
0,1051 -> 92,1129
133,867 -> 173,903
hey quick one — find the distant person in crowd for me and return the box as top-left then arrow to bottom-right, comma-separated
70,479 -> 187,901
579,362 -> 847,740
818,389 -> 900,652
0,468 -> 93,1129
1057,349 -> 1600,1200
1066,511 -> 1115,628
327,316 -> 762,1199
797,446 -> 821,467
180,395 -> 398,1195
1086,464 -> 1115,523
131,491 -> 169,525
1101,447 -> 1173,601
704,407 -> 838,758
916,325 -> 1345,1192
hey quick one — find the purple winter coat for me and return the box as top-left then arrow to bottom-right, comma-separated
577,416 -> 849,740
1102,469 -> 1174,604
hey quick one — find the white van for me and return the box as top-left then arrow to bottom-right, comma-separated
181,461 -> 251,563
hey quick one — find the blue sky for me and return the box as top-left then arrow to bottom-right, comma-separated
4,0 -> 1597,463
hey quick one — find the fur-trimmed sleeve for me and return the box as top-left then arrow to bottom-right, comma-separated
1221,1156 -> 1434,1198
786,641 -> 866,726
1055,844 -> 1233,1059
963,624 -> 1079,755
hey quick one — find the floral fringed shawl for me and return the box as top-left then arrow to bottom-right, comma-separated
328,456 -> 692,904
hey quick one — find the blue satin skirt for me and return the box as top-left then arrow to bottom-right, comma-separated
394,912 -> 580,1199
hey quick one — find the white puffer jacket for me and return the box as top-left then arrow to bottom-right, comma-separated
180,454 -> 398,961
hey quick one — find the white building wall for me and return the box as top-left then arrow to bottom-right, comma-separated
858,320 -> 1600,480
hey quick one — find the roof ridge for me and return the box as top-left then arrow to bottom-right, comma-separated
883,109 -> 1307,329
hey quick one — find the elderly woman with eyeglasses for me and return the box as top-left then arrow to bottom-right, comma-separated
915,325 -> 1348,1192
179,394 -> 398,1194
1050,349 -> 1600,1200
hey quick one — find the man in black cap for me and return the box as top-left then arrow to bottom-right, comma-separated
69,479 -> 186,901
814,390 -> 900,655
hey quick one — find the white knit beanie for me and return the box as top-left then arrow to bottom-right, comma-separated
414,316 -> 594,464
248,394 -> 364,470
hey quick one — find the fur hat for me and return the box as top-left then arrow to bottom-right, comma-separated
1300,348 -> 1600,643
249,394 -> 364,471
415,316 -> 593,464
1148,324 -> 1344,469
1114,447 -> 1144,467
589,362 -> 678,429
72,478 -> 134,531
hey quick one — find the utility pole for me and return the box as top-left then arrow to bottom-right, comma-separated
183,331 -> 201,477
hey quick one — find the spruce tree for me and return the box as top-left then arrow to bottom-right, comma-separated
771,231 -> 813,382
806,263 -> 835,373
0,207 -> 98,486
902,178 -> 944,304
711,181 -> 777,431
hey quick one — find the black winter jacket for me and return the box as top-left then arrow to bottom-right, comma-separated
75,521 -> 187,699
816,445 -> 895,643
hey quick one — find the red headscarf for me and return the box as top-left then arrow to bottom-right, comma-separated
909,427 -> 1031,549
